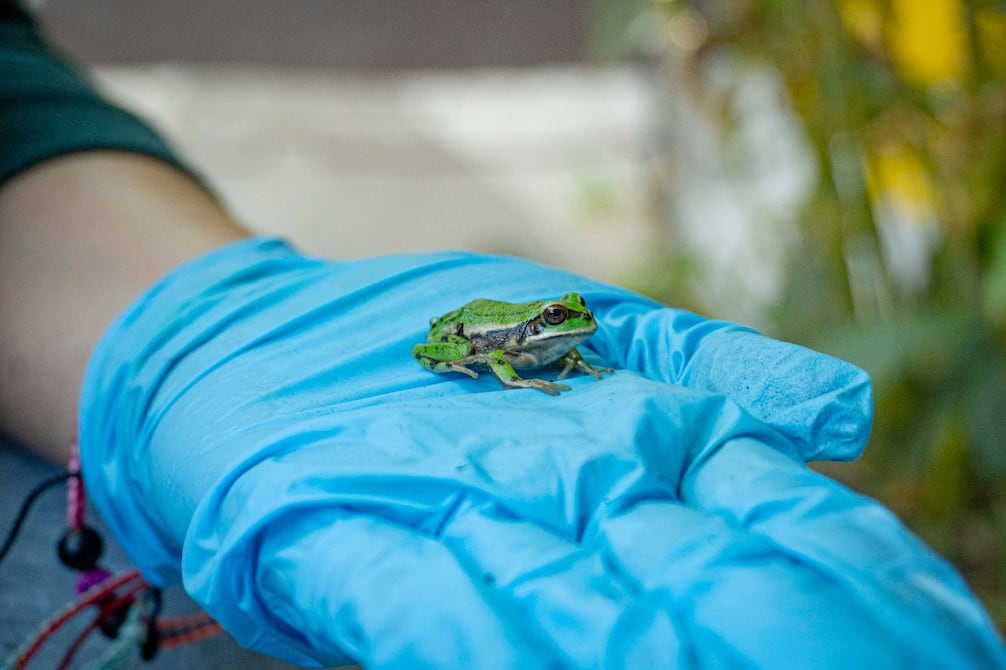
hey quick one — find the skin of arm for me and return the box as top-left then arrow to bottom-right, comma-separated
0,151 -> 249,462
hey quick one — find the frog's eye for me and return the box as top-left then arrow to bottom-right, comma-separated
543,304 -> 568,325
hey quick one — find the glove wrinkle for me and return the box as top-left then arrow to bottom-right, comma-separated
682,438 -> 1006,668
254,508 -> 562,669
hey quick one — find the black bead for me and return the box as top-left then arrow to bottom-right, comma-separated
57,526 -> 104,571
141,622 -> 160,660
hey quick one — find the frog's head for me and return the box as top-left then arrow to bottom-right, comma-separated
523,292 -> 597,343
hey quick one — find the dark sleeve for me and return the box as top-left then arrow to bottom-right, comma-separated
0,0 -> 200,186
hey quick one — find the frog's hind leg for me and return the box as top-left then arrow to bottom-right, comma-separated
412,339 -> 480,378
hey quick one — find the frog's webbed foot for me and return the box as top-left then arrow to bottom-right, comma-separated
556,348 -> 614,381
503,376 -> 571,396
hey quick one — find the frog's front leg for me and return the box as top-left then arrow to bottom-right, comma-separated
555,348 -> 614,381
412,336 -> 480,379
485,350 -> 571,395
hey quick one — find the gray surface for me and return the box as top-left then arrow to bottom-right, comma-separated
36,0 -> 590,69
0,438 -> 325,669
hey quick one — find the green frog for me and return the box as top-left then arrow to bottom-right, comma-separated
412,292 -> 613,395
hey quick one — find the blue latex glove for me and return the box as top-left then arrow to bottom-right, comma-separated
80,238 -> 1006,669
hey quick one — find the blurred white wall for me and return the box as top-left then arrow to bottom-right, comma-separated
95,65 -> 660,284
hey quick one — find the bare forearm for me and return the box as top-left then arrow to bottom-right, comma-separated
0,152 -> 248,461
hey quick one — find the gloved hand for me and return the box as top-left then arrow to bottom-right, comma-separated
79,238 -> 1006,669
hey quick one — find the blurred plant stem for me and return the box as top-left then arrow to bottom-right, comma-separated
593,0 -> 1006,628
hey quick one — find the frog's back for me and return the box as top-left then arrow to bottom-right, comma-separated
459,298 -> 544,325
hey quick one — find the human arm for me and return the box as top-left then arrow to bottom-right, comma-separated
0,154 -> 247,459
0,1 -> 248,459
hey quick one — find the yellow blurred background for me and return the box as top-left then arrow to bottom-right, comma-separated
614,0 -> 1006,628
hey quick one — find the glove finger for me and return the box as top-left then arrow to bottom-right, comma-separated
596,497 -> 926,667
673,328 -> 873,462
678,436 -> 1006,668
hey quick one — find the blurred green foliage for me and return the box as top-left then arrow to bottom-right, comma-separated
594,0 -> 1006,627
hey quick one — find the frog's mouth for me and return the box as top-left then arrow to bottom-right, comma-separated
519,318 -> 540,340
509,331 -> 593,369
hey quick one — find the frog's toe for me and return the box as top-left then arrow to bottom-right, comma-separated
574,362 -> 613,380
446,362 -> 480,379
496,375 -> 569,395
530,380 -> 571,395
